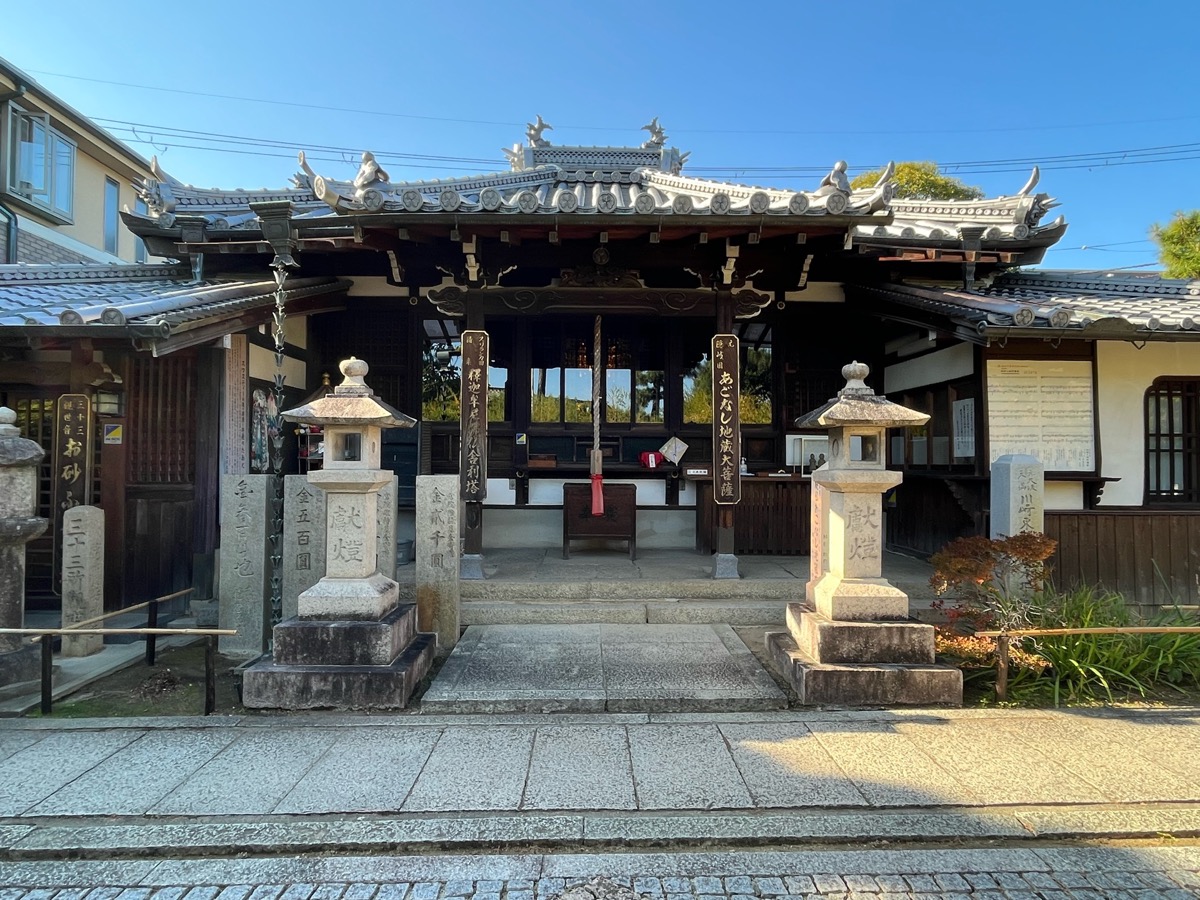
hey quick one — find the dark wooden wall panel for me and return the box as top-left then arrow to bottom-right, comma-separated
1045,510 -> 1200,614
885,477 -> 977,558
124,490 -> 194,604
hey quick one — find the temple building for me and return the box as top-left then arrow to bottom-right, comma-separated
1,117 -> 1197,614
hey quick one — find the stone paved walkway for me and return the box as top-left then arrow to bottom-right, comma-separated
1,845 -> 1199,895
4,708 -> 1200,894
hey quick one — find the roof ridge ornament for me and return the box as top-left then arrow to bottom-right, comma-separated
526,115 -> 553,148
641,117 -> 667,149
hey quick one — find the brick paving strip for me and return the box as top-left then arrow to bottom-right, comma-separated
0,846 -> 1199,896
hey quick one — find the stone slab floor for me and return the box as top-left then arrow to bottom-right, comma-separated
420,624 -> 787,713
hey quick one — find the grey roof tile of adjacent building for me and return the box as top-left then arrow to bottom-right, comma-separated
868,271 -> 1200,339
0,264 -> 348,346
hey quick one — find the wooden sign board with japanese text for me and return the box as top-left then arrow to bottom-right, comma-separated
711,334 -> 741,505
460,330 -> 489,502
53,393 -> 94,593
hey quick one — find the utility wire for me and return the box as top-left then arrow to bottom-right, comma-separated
98,116 -> 1200,181
28,68 -> 1200,137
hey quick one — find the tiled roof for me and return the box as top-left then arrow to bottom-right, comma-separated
865,271 -> 1200,339
0,264 -> 348,334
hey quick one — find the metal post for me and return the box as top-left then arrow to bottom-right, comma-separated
145,599 -> 158,666
40,638 -> 53,715
996,632 -> 1010,703
204,635 -> 217,715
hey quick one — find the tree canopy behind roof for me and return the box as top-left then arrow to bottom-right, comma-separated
1151,211 -> 1200,279
851,161 -> 984,201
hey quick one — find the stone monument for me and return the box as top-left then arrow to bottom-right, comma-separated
991,454 -> 1044,538
0,407 -> 48,689
416,474 -> 460,650
61,505 -> 105,657
242,358 -> 434,709
768,363 -> 962,706
217,473 -> 272,656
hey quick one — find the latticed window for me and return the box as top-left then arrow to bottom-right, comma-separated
1146,378 -> 1200,503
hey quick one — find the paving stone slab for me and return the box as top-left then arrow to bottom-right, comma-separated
627,724 -> 754,810
0,729 -> 141,816
27,729 -> 238,817
273,726 -> 441,814
0,859 -> 159,888
522,725 -> 637,810
805,722 -> 979,807
891,720 -> 1104,806
143,856 -> 544,887
149,728 -> 339,816
718,722 -> 869,808
402,726 -> 535,812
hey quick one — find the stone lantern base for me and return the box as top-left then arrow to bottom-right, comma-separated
241,599 -> 435,710
768,604 -> 962,707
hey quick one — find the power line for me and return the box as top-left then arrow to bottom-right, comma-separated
28,67 -> 1200,138
97,115 -> 1200,183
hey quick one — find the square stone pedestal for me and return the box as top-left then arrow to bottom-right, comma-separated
242,601 -> 435,710
768,602 -> 961,707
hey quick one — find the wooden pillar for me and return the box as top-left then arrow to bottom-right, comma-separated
460,303 -> 486,579
713,292 -> 739,577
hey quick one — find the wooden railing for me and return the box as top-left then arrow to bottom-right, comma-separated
976,626 -> 1200,702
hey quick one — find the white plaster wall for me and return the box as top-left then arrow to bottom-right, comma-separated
884,343 -> 973,394
1097,341 -> 1200,506
248,343 -> 306,386
526,478 -> 670,506
1045,482 -> 1084,511
482,507 -> 695,550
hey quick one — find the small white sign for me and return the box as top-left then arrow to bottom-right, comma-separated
952,398 -> 975,458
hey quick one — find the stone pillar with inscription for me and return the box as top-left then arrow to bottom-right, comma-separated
990,454 -> 1044,539
416,474 -> 460,650
61,506 -> 105,657
217,474 -> 272,656
768,363 -> 962,707
0,407 -> 49,688
242,358 -> 434,710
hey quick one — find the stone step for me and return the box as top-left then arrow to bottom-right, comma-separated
766,630 -> 962,707
243,633 -> 436,710
462,600 -> 789,626
459,579 -> 803,602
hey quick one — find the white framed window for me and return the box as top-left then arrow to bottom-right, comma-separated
6,104 -> 75,220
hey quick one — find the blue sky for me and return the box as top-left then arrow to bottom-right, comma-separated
5,0 -> 1197,271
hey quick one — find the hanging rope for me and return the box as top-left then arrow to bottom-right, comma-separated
590,314 -> 604,516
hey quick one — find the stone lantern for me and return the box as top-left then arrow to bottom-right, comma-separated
242,358 -> 435,709
0,407 -> 49,689
284,357 -> 412,619
768,362 -> 962,706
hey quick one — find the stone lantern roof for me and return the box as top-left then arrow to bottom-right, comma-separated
794,362 -> 930,429
281,358 -> 416,428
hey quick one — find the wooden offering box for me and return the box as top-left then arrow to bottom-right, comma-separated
562,483 -> 637,560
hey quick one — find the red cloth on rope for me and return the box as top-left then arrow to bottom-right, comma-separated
590,473 -> 605,516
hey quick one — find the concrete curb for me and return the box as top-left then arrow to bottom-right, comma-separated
5,803 -> 1200,861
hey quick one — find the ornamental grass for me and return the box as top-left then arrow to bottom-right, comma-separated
930,533 -> 1200,705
